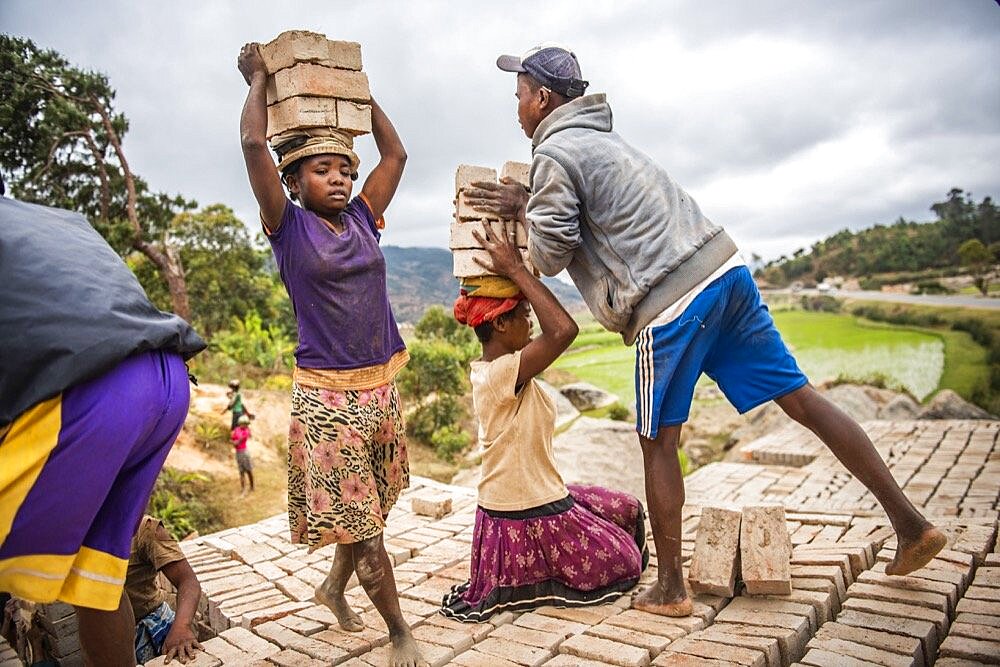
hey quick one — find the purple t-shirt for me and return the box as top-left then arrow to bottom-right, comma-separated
266,197 -> 406,370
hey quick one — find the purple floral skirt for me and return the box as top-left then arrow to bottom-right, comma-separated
441,484 -> 648,622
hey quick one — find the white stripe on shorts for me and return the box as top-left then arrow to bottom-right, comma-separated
636,327 -> 654,437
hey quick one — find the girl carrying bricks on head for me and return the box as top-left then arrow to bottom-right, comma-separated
442,223 -> 648,622
238,42 -> 422,667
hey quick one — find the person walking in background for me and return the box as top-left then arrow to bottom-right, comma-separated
0,185 -> 205,666
238,42 -> 422,667
222,379 -> 254,430
230,414 -> 255,494
467,43 -> 946,617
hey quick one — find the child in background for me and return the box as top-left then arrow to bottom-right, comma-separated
442,223 -> 647,622
230,415 -> 255,494
222,379 -> 254,430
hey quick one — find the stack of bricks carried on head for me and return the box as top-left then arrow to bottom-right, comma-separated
451,162 -> 532,278
260,30 -> 372,139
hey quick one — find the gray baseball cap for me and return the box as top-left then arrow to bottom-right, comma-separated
497,43 -> 589,98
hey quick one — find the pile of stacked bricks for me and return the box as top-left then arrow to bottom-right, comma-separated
261,30 -> 371,139
3,419 -> 997,666
450,163 -> 532,279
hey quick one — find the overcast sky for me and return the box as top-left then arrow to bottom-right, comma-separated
4,0 -> 999,261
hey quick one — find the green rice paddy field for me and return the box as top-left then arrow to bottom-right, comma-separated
551,308 -> 990,406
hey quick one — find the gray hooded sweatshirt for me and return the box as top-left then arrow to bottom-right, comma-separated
526,93 -> 737,345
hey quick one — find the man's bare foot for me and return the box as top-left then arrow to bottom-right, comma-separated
632,583 -> 693,617
314,585 -> 364,632
389,630 -> 424,667
886,526 -> 947,576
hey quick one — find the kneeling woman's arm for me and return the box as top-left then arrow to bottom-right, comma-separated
474,224 -> 578,385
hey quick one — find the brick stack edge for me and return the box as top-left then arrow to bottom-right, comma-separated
451,162 -> 533,278
260,30 -> 372,139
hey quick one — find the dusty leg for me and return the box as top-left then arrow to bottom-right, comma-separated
632,425 -> 693,616
351,535 -> 423,667
74,591 -> 136,667
776,385 -> 945,574
315,543 -> 365,632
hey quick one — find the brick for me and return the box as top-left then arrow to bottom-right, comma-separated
790,565 -> 847,600
449,649 -> 523,667
449,220 -> 527,250
842,596 -> 948,640
260,31 -> 362,74
834,609 -> 937,665
666,637 -> 767,667
798,647 -> 869,666
559,634 -> 651,667
456,191 -> 502,221
710,623 -> 804,666
336,100 -> 372,136
955,612 -> 1000,628
266,63 -> 370,104
586,622 -> 670,654
714,606 -> 809,664
513,612 -> 588,637
274,575 -> 315,602
276,613 -> 325,635
310,628 -> 375,659
218,626 -> 279,658
602,610 -> 690,639
266,649 -> 329,667
814,622 -> 924,666
200,636 -> 251,663
872,560 -> 966,588
453,248 -> 532,278
741,505 -> 792,595
849,581 -> 950,614
232,542 -> 283,565
544,655 -> 615,667
497,161 -> 530,188
252,560 -> 288,581
688,506 -> 741,597
695,629 -> 781,667
938,635 -> 1000,663
240,600 -> 312,628
266,97 -> 337,138
790,578 -> 842,613
410,491 -> 454,519
791,553 -> 853,587
652,651 -> 740,666
956,598 -> 1000,616
857,569 -> 959,611
804,636 -> 913,666
411,623 -> 474,653
725,596 -> 817,633
490,624 -> 564,650
950,621 -> 1000,643
455,165 -> 497,194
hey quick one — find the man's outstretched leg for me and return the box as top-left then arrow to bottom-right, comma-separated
776,384 -> 945,575
633,424 -> 693,616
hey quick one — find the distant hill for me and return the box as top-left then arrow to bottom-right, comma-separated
760,189 -> 997,286
382,246 -> 585,323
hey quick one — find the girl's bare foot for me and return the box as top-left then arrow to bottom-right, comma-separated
632,583 -> 693,617
886,526 -> 947,576
390,630 -> 425,667
314,585 -> 365,632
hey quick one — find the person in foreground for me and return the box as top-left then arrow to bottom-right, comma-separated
0,181 -> 205,665
442,223 -> 648,622
238,43 -> 422,667
466,43 -> 947,616
126,516 -> 203,664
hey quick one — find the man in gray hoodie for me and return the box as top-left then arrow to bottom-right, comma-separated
467,44 -> 945,617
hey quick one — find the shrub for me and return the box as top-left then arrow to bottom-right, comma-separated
430,425 -> 471,461
607,402 -> 631,421
147,468 -> 218,539
800,295 -> 841,312
408,395 -> 463,442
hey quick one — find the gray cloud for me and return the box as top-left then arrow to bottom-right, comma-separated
2,0 -> 997,261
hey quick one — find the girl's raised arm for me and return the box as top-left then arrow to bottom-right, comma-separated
238,43 -> 286,232
359,97 -> 407,222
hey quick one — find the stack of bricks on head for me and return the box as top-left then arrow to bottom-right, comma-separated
261,30 -> 372,139
450,162 -> 534,278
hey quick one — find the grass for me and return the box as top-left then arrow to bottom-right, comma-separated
552,305 -> 987,405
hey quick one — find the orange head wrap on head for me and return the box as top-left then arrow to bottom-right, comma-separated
453,293 -> 525,328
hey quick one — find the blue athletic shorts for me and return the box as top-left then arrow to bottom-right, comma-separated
634,266 -> 808,439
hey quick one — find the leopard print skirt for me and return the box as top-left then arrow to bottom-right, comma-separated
287,382 -> 409,549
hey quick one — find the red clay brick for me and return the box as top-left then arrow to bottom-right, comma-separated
560,633 -> 651,667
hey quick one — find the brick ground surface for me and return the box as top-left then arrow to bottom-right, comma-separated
3,419 -> 997,666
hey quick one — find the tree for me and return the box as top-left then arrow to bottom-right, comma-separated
0,35 -> 194,319
131,204 -> 279,336
958,239 -> 993,296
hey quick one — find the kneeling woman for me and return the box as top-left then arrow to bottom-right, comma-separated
442,224 -> 647,622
